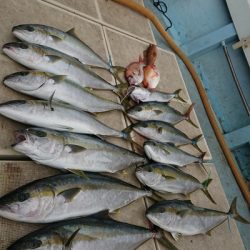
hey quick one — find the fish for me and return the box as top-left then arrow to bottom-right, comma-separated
146,198 -> 250,241
7,216 -> 178,250
146,44 -> 157,66
125,55 -> 145,85
142,64 -> 160,89
127,102 -> 198,128
0,173 -> 151,223
124,120 -> 202,151
130,86 -> 186,103
144,140 -> 206,167
0,100 -> 124,137
12,24 -> 110,69
135,163 -> 215,203
3,71 -> 124,113
13,128 -> 147,173
2,42 -> 118,92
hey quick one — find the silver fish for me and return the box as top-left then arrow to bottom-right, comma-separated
0,100 -> 123,137
0,173 -> 151,223
12,24 -> 110,69
13,128 -> 147,173
124,120 -> 202,151
8,216 -> 178,250
4,71 -> 124,113
144,140 -> 205,167
2,42 -> 117,91
146,199 -> 249,240
136,163 -> 215,203
127,102 -> 197,127
130,86 -> 186,103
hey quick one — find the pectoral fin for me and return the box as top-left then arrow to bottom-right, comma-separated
65,144 -> 87,153
171,232 -> 182,241
163,175 -> 176,180
46,55 -> 62,63
67,169 -> 88,179
58,188 -> 81,202
64,228 -> 80,250
51,75 -> 67,83
176,209 -> 189,217
55,125 -> 74,131
154,110 -> 163,115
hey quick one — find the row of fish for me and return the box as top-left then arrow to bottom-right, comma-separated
1,24 -> 248,250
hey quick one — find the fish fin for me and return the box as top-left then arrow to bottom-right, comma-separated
228,197 -> 250,224
154,109 -> 163,115
171,232 -> 182,241
55,125 -> 74,131
50,34 -> 63,42
91,210 -> 111,220
157,126 -> 163,134
184,103 -> 198,128
67,169 -> 89,179
65,144 -> 87,153
181,199 -> 193,205
110,208 -> 121,214
173,89 -> 186,103
66,28 -> 78,38
162,175 -> 176,180
64,228 -> 80,249
46,55 -> 62,62
158,231 -> 179,250
176,209 -> 189,217
58,188 -> 81,202
50,75 -> 67,83
48,90 -> 55,111
191,134 -> 203,153
201,189 -> 216,204
206,230 -> 212,236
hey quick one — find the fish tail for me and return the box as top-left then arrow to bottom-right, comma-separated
157,230 -> 179,250
191,134 -> 203,153
185,103 -> 199,128
201,177 -> 216,204
228,197 -> 250,224
110,66 -> 126,85
113,82 -> 129,98
173,89 -> 186,103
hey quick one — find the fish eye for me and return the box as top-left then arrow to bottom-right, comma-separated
18,192 -> 30,202
19,43 -> 28,49
25,26 -> 35,32
26,239 -> 42,249
28,129 -> 47,137
136,107 -> 142,112
20,72 -> 29,76
158,207 -> 165,213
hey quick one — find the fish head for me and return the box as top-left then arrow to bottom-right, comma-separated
125,60 -> 145,86
3,71 -> 50,91
135,165 -> 160,186
0,180 -> 54,222
143,140 -> 161,160
12,128 -> 64,161
0,100 -> 29,117
7,237 -> 44,250
127,105 -> 144,119
2,42 -> 44,66
12,24 -> 46,44
130,87 -> 150,102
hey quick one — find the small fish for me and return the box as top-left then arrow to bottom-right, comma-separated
0,173 -> 151,223
125,56 -> 145,85
124,120 -> 202,151
144,140 -> 206,167
2,42 -> 119,92
143,64 -> 160,89
146,198 -> 250,241
127,102 -> 198,128
0,100 -> 124,137
8,216 -> 178,250
130,86 -> 186,103
12,24 -> 110,69
4,71 -> 124,113
136,163 -> 215,203
13,128 -> 147,173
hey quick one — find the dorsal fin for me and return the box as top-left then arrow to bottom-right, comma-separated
67,28 -> 79,39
